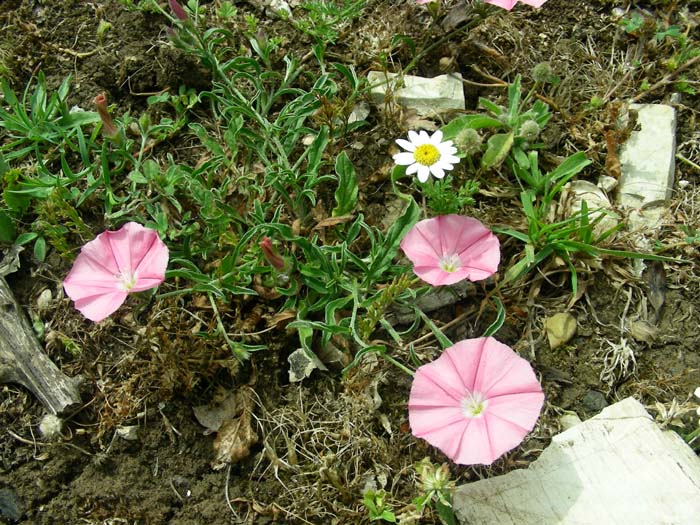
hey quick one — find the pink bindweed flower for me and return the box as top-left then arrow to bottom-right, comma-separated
483,0 -> 547,10
63,222 -> 169,322
409,337 -> 545,465
400,214 -> 500,286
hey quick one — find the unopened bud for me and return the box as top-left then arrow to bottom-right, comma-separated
259,237 -> 286,271
532,62 -> 553,84
519,120 -> 541,141
169,0 -> 189,21
455,128 -> 483,156
94,92 -> 121,142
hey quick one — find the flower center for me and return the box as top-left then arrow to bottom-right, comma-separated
462,391 -> 488,419
413,144 -> 441,166
117,270 -> 137,291
438,253 -> 461,273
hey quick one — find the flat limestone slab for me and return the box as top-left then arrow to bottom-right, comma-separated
617,104 -> 676,208
453,397 -> 700,525
367,71 -> 465,116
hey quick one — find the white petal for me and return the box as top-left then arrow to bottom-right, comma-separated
394,152 -> 417,165
406,162 -> 420,175
439,144 -> 458,156
431,130 -> 444,143
435,160 -> 456,172
396,138 -> 415,152
431,166 -> 446,179
417,166 -> 430,182
441,155 -> 461,165
408,130 -> 421,144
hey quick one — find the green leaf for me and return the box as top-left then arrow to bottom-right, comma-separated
482,297 -> 506,337
0,209 -> 16,243
332,151 -> 358,216
33,236 -> 46,262
481,132 -> 514,170
366,198 -> 419,282
440,114 -> 504,141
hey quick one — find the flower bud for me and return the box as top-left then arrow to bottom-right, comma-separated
519,120 -> 541,141
94,92 -> 121,142
532,62 -> 553,84
169,0 -> 189,21
455,128 -> 483,156
259,237 -> 286,271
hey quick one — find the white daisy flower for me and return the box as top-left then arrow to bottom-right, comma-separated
393,130 -> 460,183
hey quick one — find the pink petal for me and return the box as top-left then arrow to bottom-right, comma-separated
487,391 -> 545,431
63,222 -> 168,322
408,337 -> 544,465
483,0 -> 546,9
411,266 -> 468,286
470,338 -> 540,396
72,290 -> 129,323
400,215 -> 500,286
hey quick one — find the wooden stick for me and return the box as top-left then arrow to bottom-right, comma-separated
0,277 -> 81,414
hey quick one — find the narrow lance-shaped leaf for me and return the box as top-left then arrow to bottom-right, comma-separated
366,198 -> 420,283
332,151 -> 358,216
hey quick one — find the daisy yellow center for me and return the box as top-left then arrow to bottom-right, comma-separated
462,392 -> 488,419
413,144 -> 441,166
117,270 -> 137,291
439,253 -> 461,273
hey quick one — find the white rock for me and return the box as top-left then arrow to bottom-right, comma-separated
367,71 -> 465,116
453,397 -> 700,524
617,104 -> 677,209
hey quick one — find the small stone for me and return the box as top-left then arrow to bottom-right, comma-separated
559,413 -> 583,431
583,390 -> 608,413
597,175 -> 617,193
288,348 -> 327,382
116,425 -> 139,441
627,319 -> 657,343
36,289 -> 53,312
348,102 -> 370,124
545,312 -> 577,349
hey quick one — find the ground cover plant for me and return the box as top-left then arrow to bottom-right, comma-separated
0,0 -> 699,523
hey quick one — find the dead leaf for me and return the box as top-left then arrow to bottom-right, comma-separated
210,387 -> 258,470
313,215 -> 355,230
193,390 -> 246,434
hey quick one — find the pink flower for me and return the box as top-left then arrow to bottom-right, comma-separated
409,337 -> 544,465
63,222 -> 169,322
483,0 -> 547,10
400,215 -> 500,286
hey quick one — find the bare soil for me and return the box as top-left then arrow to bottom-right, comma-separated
1,1 -> 699,524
